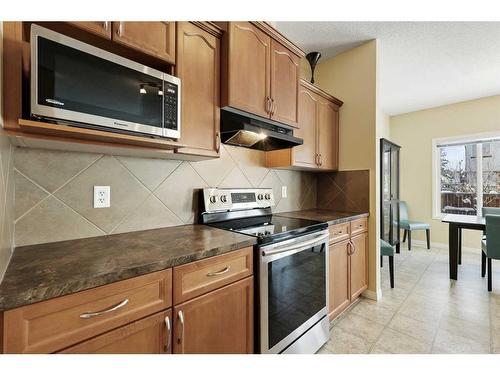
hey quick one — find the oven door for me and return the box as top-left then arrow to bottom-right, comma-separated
259,230 -> 329,354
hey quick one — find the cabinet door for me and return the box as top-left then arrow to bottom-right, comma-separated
60,310 -> 172,354
329,240 -> 350,320
175,22 -> 220,157
112,22 -> 175,64
270,40 -> 299,127
293,85 -> 319,168
226,22 -> 271,118
317,99 -> 338,170
173,277 -> 253,354
69,22 -> 112,39
350,232 -> 368,300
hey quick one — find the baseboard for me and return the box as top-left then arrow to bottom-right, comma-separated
362,288 -> 381,301
408,239 -> 479,252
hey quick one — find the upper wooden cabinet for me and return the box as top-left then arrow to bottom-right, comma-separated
265,79 -> 343,171
69,22 -> 112,39
175,22 -> 222,159
221,22 -> 303,128
112,22 -> 176,64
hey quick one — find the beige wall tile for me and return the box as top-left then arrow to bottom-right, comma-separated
15,148 -> 100,193
15,170 -> 49,220
117,156 -> 181,191
259,170 -> 283,208
15,196 -> 104,247
0,135 -> 14,281
190,145 -> 235,187
225,145 -> 269,187
219,166 -> 253,189
54,156 -> 150,232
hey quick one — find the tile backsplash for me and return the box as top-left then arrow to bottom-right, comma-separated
0,134 -> 14,280
14,145 -> 317,246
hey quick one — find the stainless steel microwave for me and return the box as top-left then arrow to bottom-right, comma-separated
30,24 -> 181,139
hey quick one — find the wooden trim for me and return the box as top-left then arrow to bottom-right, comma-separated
300,79 -> 343,107
2,22 -> 23,130
189,22 -> 223,38
17,119 -> 184,150
251,22 -> 305,57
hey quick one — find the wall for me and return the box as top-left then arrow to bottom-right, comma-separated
14,145 -> 317,246
0,21 -> 15,281
313,40 -> 380,297
390,95 -> 500,248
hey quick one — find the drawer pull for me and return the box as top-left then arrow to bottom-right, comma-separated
357,224 -> 364,228
164,316 -> 171,352
334,231 -> 343,235
79,298 -> 129,319
207,266 -> 230,277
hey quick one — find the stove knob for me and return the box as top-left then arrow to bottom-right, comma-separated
209,196 -> 217,204
265,193 -> 271,200
258,194 -> 264,200
220,195 -> 227,203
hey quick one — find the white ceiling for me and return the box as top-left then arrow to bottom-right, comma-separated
275,22 -> 500,115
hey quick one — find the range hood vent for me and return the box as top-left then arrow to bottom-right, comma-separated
220,107 -> 303,151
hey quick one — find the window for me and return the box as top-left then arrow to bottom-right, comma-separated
433,133 -> 500,218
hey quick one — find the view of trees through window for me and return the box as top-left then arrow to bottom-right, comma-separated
439,140 -> 500,215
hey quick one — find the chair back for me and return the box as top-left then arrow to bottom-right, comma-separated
485,214 -> 500,259
399,201 -> 409,222
482,207 -> 500,217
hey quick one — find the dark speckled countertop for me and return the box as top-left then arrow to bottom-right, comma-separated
276,209 -> 369,226
0,224 -> 256,311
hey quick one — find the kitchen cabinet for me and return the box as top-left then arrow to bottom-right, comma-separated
60,310 -> 172,354
175,22 -> 222,159
69,22 -> 112,39
265,79 -> 342,171
221,22 -> 303,128
328,217 -> 368,320
173,277 -> 253,354
112,22 -> 176,64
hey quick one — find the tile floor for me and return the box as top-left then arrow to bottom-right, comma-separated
318,243 -> 500,354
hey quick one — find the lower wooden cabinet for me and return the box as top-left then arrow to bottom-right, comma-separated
328,219 -> 368,320
349,232 -> 368,300
60,310 -> 172,354
173,276 -> 253,354
328,240 -> 350,320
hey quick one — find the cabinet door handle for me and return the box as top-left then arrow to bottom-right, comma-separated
265,97 -> 271,114
103,21 -> 109,30
270,98 -> 276,116
207,266 -> 230,277
349,240 -> 356,255
117,21 -> 123,37
79,298 -> 129,319
215,131 -> 221,153
315,154 -> 319,166
177,310 -> 185,348
319,154 -> 323,166
164,316 -> 171,353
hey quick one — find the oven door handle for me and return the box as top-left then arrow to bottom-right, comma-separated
261,232 -> 330,257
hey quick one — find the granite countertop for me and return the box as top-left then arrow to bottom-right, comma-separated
276,209 -> 369,226
0,224 -> 256,311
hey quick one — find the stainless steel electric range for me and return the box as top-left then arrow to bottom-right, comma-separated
200,188 -> 330,354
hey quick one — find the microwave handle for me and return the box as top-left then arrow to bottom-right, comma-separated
261,232 -> 329,257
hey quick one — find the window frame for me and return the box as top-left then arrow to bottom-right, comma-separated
432,131 -> 500,219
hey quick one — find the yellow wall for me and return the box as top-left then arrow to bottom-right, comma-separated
390,95 -> 500,248
314,40 -> 381,297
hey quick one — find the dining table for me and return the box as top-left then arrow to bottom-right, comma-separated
442,214 -> 485,280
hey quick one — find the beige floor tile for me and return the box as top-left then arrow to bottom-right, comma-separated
335,312 -> 385,343
349,300 -> 395,326
438,316 -> 490,345
373,328 -> 431,354
325,326 -> 372,354
369,344 -> 393,354
316,345 -> 333,354
433,327 -> 490,354
388,314 -> 439,344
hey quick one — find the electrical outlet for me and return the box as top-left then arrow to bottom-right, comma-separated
281,186 -> 287,198
94,186 -> 110,208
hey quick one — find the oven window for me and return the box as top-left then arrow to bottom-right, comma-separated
267,243 -> 326,350
37,37 -> 163,128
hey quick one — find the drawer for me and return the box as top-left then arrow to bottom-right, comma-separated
173,247 -> 253,304
3,269 -> 172,353
329,222 -> 350,243
351,217 -> 368,235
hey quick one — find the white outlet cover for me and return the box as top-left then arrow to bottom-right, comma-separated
281,186 -> 287,198
94,186 -> 111,208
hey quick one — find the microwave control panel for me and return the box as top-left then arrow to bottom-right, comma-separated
163,81 -> 178,131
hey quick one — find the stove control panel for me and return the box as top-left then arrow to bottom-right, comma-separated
203,188 -> 275,213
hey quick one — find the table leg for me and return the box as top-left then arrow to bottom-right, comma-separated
449,224 -> 459,280
458,228 -> 462,265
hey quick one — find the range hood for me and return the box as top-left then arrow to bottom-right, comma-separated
220,107 -> 303,151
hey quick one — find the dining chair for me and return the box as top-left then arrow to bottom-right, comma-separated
399,201 -> 430,250
380,239 -> 395,288
481,214 -> 500,291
